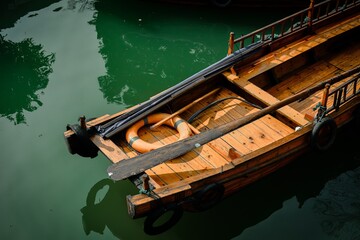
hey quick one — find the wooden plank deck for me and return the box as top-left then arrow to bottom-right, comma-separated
269,29 -> 360,116
119,87 -> 295,187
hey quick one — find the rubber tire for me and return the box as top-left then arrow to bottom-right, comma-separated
311,116 -> 337,151
192,183 -> 225,211
211,0 -> 232,7
144,205 -> 183,235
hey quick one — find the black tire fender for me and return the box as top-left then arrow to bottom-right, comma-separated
144,204 -> 183,235
311,116 -> 337,151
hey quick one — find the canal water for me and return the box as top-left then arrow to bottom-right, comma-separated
0,0 -> 359,239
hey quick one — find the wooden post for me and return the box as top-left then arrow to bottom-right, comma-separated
321,83 -> 331,107
314,83 -> 331,120
227,32 -> 234,55
227,32 -> 237,74
308,0 -> 315,29
141,175 -> 150,192
79,116 -> 87,129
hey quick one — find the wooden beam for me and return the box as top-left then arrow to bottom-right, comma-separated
223,72 -> 309,126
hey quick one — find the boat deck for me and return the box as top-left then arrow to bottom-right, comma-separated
108,14 -> 360,188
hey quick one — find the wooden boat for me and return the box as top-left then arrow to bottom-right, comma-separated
64,0 -> 360,235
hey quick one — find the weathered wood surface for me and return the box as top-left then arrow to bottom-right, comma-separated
107,65 -> 360,181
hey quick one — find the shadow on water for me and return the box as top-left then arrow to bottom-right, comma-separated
80,178 -> 142,239
0,35 -> 55,124
81,121 -> 360,239
80,179 -> 124,237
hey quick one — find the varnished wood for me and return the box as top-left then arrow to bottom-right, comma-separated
224,72 -> 309,127
91,135 -> 129,163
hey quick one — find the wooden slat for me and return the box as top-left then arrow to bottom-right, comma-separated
179,92 -> 254,154
235,123 -> 275,148
149,126 -> 218,171
182,87 -> 294,158
268,61 -> 340,100
115,140 -> 165,188
150,88 -> 220,130
138,127 -> 195,180
251,119 -> 286,141
217,102 -> 281,148
258,114 -> 294,136
91,135 -> 129,163
224,72 -> 308,127
217,89 -> 294,137
189,95 -> 261,152
195,89 -> 287,158
328,40 -> 360,71
120,129 -> 185,185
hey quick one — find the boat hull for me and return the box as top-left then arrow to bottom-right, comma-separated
126,97 -> 359,218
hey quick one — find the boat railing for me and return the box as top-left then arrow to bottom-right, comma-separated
314,71 -> 360,120
227,0 -> 360,54
326,73 -> 360,113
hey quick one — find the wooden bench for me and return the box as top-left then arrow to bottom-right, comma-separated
223,72 -> 309,127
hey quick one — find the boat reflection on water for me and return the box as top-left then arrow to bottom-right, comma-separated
81,122 -> 360,239
314,167 -> 360,238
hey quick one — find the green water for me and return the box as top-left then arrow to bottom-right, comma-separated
0,1 -> 359,239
